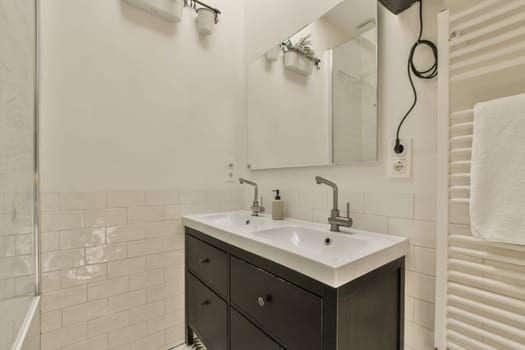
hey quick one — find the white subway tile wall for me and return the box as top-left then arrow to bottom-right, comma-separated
39,189 -> 242,350
39,188 -> 434,349
245,189 -> 437,350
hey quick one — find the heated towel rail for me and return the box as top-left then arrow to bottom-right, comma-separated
435,1 -> 525,349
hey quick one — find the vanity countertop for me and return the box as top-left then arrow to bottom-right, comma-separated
182,211 -> 408,288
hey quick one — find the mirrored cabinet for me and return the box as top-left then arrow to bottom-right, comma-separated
247,0 -> 378,169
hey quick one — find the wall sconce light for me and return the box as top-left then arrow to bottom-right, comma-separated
187,0 -> 221,35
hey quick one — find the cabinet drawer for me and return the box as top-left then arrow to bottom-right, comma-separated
231,308 -> 283,350
187,273 -> 227,350
187,234 -> 228,297
230,256 -> 323,350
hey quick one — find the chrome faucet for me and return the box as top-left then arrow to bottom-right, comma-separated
239,178 -> 265,216
315,176 -> 353,232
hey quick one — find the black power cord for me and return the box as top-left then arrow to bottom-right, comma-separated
394,0 -> 438,154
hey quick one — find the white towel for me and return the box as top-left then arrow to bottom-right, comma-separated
470,93 -> 525,245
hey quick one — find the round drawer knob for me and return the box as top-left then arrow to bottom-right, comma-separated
258,294 -> 272,307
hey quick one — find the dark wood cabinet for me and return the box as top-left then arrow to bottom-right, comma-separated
185,227 -> 405,350
187,273 -> 228,350
187,234 -> 228,298
230,256 -> 322,350
230,308 -> 283,350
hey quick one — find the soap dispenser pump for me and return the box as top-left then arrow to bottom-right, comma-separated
272,189 -> 284,220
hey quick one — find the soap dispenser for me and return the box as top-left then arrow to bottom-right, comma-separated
272,189 -> 284,220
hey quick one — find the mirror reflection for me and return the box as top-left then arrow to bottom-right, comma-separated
247,0 -> 378,169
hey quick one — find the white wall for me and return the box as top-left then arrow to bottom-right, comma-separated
40,0 -> 245,192
38,1 -> 246,350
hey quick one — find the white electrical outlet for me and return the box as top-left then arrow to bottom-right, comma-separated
389,138 -> 412,178
225,159 -> 237,183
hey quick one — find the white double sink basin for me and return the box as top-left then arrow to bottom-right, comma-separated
182,211 -> 408,288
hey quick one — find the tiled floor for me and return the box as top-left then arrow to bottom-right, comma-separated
173,345 -> 191,350
173,342 -> 201,349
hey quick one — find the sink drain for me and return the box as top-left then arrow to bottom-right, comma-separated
324,238 -> 332,246
245,220 -> 250,225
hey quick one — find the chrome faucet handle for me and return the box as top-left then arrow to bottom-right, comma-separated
315,176 -> 353,231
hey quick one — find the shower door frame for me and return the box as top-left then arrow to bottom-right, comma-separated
32,0 -> 40,297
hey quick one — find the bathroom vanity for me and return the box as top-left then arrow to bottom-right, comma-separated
183,212 -> 407,350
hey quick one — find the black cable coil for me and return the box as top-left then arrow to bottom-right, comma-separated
394,0 -> 438,154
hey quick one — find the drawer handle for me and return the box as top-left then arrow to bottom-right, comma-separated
199,258 -> 210,264
257,294 -> 272,308
200,300 -> 210,307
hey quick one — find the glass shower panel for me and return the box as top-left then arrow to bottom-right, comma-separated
0,0 -> 37,349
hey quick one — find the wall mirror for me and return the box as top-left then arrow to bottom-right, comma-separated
247,0 -> 378,169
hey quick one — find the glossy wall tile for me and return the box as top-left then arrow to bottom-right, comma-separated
39,188 -> 242,350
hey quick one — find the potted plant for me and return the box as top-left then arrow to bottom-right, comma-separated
282,35 -> 321,76
197,7 -> 216,35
